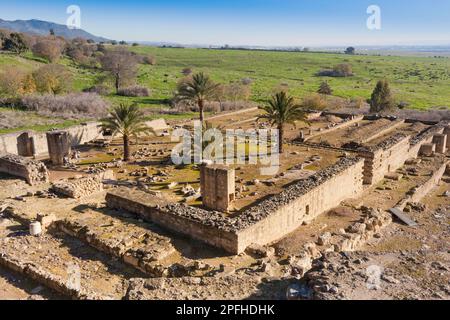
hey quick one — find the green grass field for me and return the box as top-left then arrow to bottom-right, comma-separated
0,46 -> 449,133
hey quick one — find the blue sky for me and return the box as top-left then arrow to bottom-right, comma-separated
1,0 -> 449,46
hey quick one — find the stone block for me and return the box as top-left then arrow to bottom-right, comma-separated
0,154 -> 49,185
419,143 -> 435,157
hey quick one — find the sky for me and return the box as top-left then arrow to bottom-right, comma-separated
1,0 -> 450,46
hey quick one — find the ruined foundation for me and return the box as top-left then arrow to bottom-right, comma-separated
51,175 -> 103,198
0,154 -> 49,185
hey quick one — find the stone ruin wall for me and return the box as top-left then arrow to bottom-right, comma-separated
0,154 -> 49,185
355,122 -> 448,186
234,158 -> 365,253
105,188 -> 239,253
358,134 -> 412,185
51,174 -> 103,198
0,122 -> 103,157
106,157 -> 365,254
407,160 -> 448,204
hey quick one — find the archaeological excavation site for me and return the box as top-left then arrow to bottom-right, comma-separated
0,108 -> 448,301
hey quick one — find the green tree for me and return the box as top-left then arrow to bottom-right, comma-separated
100,103 -> 153,161
258,91 -> 309,153
175,72 -> 219,123
345,47 -> 356,55
3,32 -> 29,54
370,80 -> 395,113
317,81 -> 332,95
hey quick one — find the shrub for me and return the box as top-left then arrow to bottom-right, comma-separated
20,93 -> 109,118
33,64 -> 73,94
83,85 -> 111,95
0,67 -> 35,96
317,81 -> 332,95
301,94 -> 327,110
181,68 -> 193,76
370,80 -> 395,113
241,77 -> 253,85
317,63 -> 353,77
142,55 -> 156,65
31,39 -> 65,62
3,32 -> 29,54
117,85 -> 150,97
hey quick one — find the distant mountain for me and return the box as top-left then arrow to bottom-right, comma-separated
0,19 -> 110,42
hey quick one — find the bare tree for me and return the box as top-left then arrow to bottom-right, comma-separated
32,39 -> 65,62
99,49 -> 138,93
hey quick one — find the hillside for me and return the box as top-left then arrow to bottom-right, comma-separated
0,45 -> 449,134
0,19 -> 109,42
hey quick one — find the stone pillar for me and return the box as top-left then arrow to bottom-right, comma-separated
443,126 -> 450,148
419,143 -> 435,157
46,131 -> 71,165
200,164 -> 235,212
432,134 -> 447,154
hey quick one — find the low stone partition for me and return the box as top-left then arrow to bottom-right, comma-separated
302,115 -> 364,142
396,160 -> 448,210
0,154 -> 49,185
353,133 -> 411,185
51,175 -> 103,198
107,157 -> 365,254
106,189 -> 239,253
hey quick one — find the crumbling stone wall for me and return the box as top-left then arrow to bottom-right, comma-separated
0,122 -> 103,156
52,175 -> 103,198
357,134 -> 411,185
0,154 -> 49,185
200,164 -> 235,212
107,157 -> 365,254
234,157 -> 365,253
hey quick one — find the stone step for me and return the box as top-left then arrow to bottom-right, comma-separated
54,207 -> 179,277
0,218 -> 143,300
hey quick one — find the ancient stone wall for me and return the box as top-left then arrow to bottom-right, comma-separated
358,134 -> 411,185
234,158 -> 365,253
0,154 -> 49,185
303,115 -> 364,142
0,122 -> 103,156
107,158 -> 365,254
52,175 -> 103,198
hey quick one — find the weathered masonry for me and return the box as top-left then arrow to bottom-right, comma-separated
0,122 -> 103,157
46,131 -> 72,165
107,157 -> 365,254
200,164 -> 235,212
346,121 -> 450,186
0,154 -> 49,185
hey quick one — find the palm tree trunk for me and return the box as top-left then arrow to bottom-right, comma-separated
278,124 -> 284,154
123,134 -> 130,161
198,99 -> 204,123
115,74 -> 120,94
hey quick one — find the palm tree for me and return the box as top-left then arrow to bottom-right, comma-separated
101,103 -> 153,161
176,72 -> 218,123
258,91 -> 309,153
